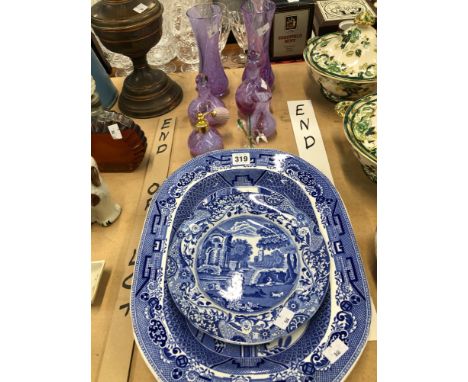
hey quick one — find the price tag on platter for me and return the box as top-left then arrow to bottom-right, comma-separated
273,307 -> 295,330
232,152 -> 251,165
107,123 -> 123,140
133,3 -> 148,13
323,338 -> 349,364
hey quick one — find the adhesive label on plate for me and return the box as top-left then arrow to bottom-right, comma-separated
108,123 -> 123,140
323,338 -> 349,364
232,152 -> 250,166
260,78 -> 268,90
274,307 -> 295,330
133,3 -> 148,13
237,186 -> 259,193
257,23 -> 270,36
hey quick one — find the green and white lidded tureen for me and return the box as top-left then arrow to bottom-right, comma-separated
304,11 -> 377,102
336,93 -> 377,182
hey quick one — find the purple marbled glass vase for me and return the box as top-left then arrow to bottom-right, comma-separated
235,50 -> 266,117
241,0 -> 276,88
187,4 -> 229,97
188,73 -> 226,126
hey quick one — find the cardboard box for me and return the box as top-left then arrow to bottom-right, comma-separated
313,0 -> 376,36
269,0 -> 315,61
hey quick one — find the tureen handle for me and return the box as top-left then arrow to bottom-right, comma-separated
354,11 -> 377,26
335,101 -> 354,118
306,35 -> 321,46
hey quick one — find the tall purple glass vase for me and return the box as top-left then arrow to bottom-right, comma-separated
187,4 -> 229,97
241,0 -> 276,88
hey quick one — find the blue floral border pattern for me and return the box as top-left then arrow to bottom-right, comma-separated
131,149 -> 371,382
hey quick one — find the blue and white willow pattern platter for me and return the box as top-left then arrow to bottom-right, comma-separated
166,184 -> 330,345
131,149 -> 371,382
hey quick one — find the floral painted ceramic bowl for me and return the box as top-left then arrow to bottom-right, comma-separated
303,11 -> 377,102
336,93 -> 377,182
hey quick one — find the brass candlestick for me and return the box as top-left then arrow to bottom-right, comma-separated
91,0 -> 183,119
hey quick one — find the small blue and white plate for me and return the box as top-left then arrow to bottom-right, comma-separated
131,149 -> 371,382
166,185 -> 330,344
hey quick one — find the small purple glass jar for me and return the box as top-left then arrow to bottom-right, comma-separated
188,112 -> 224,157
188,73 -> 226,126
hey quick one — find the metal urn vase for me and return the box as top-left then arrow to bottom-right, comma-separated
91,0 -> 183,119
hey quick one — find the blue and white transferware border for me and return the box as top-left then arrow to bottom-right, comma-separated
166,184 -> 330,345
185,300 -> 320,359
131,149 -> 372,382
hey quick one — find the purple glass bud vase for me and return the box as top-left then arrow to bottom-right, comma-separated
235,51 -> 263,117
188,73 -> 226,126
188,112 -> 224,157
241,0 -> 276,88
187,4 -> 229,97
251,89 -> 276,139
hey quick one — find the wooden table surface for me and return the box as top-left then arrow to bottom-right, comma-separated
91,61 -> 377,382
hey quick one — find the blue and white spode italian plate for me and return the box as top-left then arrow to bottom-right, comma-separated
166,185 -> 330,345
186,311 -> 310,359
131,149 -> 372,382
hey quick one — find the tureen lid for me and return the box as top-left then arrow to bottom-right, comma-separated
307,11 -> 377,81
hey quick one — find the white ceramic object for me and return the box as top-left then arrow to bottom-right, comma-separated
303,11 -> 377,102
91,157 -> 122,226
